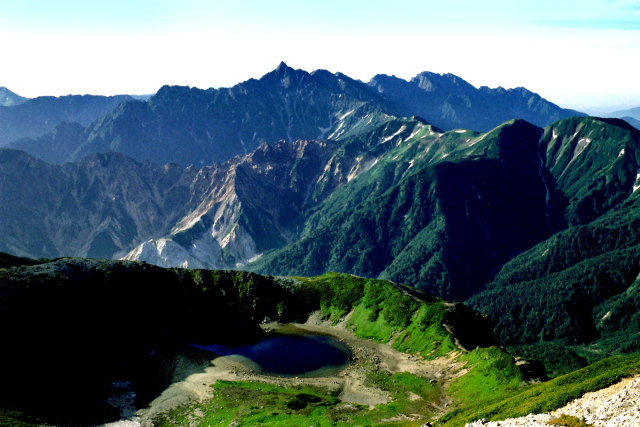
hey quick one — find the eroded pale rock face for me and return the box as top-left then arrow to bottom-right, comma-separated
123,139 -> 345,269
467,375 -> 640,427
122,238 -> 222,269
1,117 -> 417,269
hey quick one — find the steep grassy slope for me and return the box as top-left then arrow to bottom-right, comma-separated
3,255 -> 638,426
247,117 -> 640,367
542,117 -> 640,227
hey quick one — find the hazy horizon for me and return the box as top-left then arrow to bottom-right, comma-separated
2,0 -> 639,111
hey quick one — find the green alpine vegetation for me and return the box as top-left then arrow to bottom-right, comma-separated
247,116 -> 640,375
1,254 -> 638,426
0,255 -> 527,426
250,119 -> 549,301
440,353 -> 640,425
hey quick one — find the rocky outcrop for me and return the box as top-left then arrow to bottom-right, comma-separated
467,375 -> 640,426
0,149 -> 205,259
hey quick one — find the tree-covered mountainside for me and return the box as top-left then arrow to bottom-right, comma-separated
3,116 -> 639,308
4,63 -> 582,167
251,117 -> 639,296
542,117 -> 640,227
468,195 -> 640,376
248,116 -> 640,371
0,93 -> 638,380
250,119 -> 550,300
0,115 -> 435,267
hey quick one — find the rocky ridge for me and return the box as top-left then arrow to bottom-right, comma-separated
4,63 -> 582,167
0,94 -> 133,146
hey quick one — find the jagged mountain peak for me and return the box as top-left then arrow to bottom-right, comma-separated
276,60 -> 290,72
367,73 -> 402,87
155,84 -> 193,95
479,85 -> 538,98
4,64 -> 585,168
410,71 -> 476,94
260,61 -> 309,83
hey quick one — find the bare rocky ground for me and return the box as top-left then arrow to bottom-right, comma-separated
467,374 -> 640,427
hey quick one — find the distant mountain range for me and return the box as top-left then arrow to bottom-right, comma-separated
609,106 -> 640,121
620,116 -> 640,129
2,62 -> 582,166
368,71 -> 584,132
0,86 -> 28,107
0,94 -> 135,146
601,105 -> 640,130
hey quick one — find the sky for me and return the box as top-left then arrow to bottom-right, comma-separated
1,0 -> 639,111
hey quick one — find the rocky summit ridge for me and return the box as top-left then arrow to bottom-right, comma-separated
2,62 -> 581,167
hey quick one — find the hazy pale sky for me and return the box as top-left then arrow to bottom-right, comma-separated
1,0 -> 639,110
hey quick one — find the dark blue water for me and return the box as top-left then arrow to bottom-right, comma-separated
192,333 -> 351,375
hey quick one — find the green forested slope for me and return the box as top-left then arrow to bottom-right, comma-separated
251,119 -> 548,300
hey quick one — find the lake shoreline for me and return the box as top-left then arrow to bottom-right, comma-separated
116,312 -> 461,426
